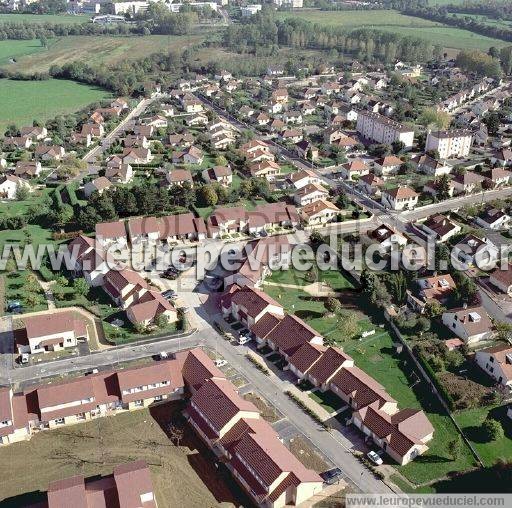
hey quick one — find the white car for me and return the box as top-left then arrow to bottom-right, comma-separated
367,451 -> 383,466
20,353 -> 29,365
214,358 -> 227,367
159,352 -> 169,360
238,335 -> 253,345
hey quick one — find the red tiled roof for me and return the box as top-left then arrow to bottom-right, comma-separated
307,347 -> 352,385
288,343 -> 326,375
266,314 -> 321,356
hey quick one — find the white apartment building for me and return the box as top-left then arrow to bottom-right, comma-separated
356,111 -> 414,148
426,129 -> 473,159
272,0 -> 303,6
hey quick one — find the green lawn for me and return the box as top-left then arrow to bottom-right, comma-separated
267,267 -> 355,290
0,13 -> 89,24
309,390 -> 345,413
0,34 -> 205,74
263,270 -> 477,487
0,39 -> 49,65
454,405 -> 512,467
0,78 -> 111,134
275,9 -> 508,50
343,331 -> 477,486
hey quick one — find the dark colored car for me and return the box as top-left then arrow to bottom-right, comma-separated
320,468 -> 343,485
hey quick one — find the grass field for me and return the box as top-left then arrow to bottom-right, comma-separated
275,9 -> 508,51
0,13 -> 89,24
0,34 -> 205,74
0,403 -> 244,507
0,78 -> 111,134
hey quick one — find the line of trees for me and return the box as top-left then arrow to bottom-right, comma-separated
223,13 -> 441,63
403,6 -> 512,43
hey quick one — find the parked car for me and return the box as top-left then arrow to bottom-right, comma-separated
6,301 -> 22,312
238,335 -> 252,345
320,468 -> 343,485
19,353 -> 29,365
159,352 -> 169,360
367,451 -> 383,466
214,358 -> 227,367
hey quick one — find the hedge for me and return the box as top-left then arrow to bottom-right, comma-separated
416,350 -> 456,411
66,184 -> 81,208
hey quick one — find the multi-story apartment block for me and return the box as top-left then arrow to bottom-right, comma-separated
426,129 -> 472,159
356,111 -> 414,148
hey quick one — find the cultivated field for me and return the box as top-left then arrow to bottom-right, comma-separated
0,403 -> 242,507
0,13 -> 89,24
275,10 -> 508,51
0,34 -> 205,74
0,78 -> 111,134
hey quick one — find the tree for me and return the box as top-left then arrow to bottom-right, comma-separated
56,156 -> 86,180
39,35 -> 48,48
15,184 -> 30,201
198,184 -> 218,207
391,140 -> 405,155
73,278 -> 89,297
336,310 -> 359,341
324,297 -> 342,315
448,435 -> 462,461
482,418 -> 504,442
419,107 -> 451,130
437,174 -> 452,201
155,313 -> 168,328
495,321 -> 512,343
56,275 -> 69,287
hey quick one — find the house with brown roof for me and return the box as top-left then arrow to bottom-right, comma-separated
126,290 -> 177,328
4,136 -> 32,150
338,159 -> 369,180
105,163 -> 133,184
95,220 -> 127,248
221,285 -> 284,329
352,403 -> 434,465
14,160 -> 42,179
474,207 -> 510,230
475,344 -> 512,391
15,311 -> 88,355
452,171 -> 484,195
249,160 -> 281,180
369,224 -> 407,252
45,461 -> 157,508
165,169 -> 193,189
122,147 -> 152,165
442,305 -> 492,344
294,182 -> 329,207
127,216 -> 161,245
81,122 -> 104,138
381,186 -> 418,211
83,176 -> 112,198
202,165 -> 233,187
489,263 -> 512,295
482,167 -> 512,188
300,199 -> 340,225
357,173 -> 384,197
102,268 -> 151,310
374,155 -> 403,177
172,145 -> 203,165
247,202 -> 300,235
158,212 -> 207,242
20,125 -> 47,140
420,214 -> 461,243
176,347 -> 226,394
35,145 -> 65,161
407,274 -> 456,314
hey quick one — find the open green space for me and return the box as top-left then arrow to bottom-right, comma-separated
267,266 -> 355,290
0,13 -> 89,24
0,403 -> 243,507
264,268 -> 476,486
343,332 -> 477,486
0,34 -> 206,74
309,390 -> 345,413
275,9 -> 508,51
454,405 -> 512,467
0,78 -> 111,134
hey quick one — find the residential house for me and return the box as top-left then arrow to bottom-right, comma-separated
374,155 -> 403,178
357,173 -> 384,197
407,274 -> 456,314
122,147 -> 152,165
105,164 -> 133,184
381,186 -> 418,211
300,199 -> 340,225
14,160 -> 41,179
369,224 -> 407,252
249,160 -> 281,180
413,154 -> 452,177
95,220 -> 128,248
20,125 -> 47,140
474,208 -> 510,230
489,263 -> 512,295
15,311 -> 88,355
475,344 -> 512,391
453,234 -> 499,268
420,214 -> 461,243
286,169 -> 320,190
452,171 -> 484,195
202,165 -> 233,187
338,159 -> 369,180
173,146 -> 204,165
83,176 -> 112,198
0,175 -> 29,200
34,145 -> 65,161
442,305 -> 492,344
294,182 -> 329,206
166,169 -> 193,187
